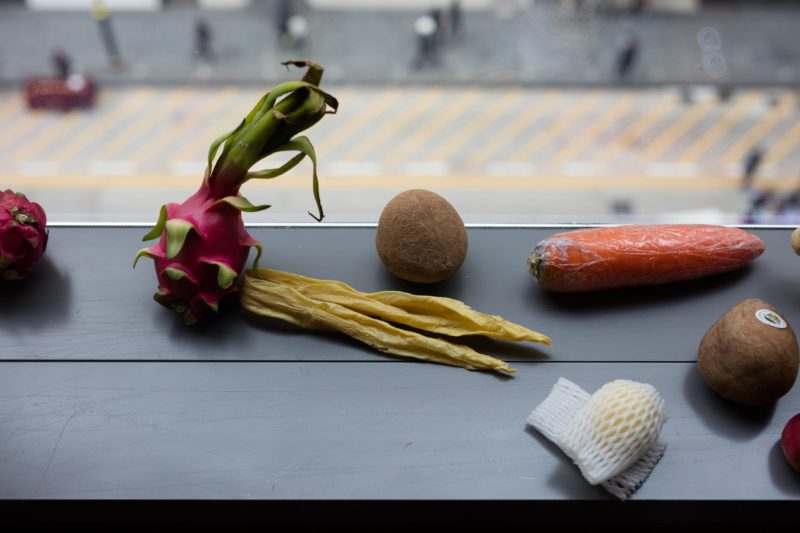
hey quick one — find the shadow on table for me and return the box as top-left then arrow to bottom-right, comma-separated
374,264 -> 467,297
755,271 -> 800,316
162,296 -> 249,347
0,257 -> 72,330
531,266 -> 753,314
768,440 -> 800,495
682,366 -> 776,441
524,425 -> 611,500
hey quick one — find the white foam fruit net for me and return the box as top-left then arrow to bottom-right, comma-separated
526,378 -> 667,500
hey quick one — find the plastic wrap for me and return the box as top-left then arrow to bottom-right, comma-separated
527,378 -> 667,500
529,224 -> 765,292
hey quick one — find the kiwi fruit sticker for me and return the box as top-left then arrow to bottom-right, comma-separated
755,309 -> 787,329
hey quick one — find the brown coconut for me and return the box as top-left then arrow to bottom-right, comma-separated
697,298 -> 799,406
375,189 -> 468,283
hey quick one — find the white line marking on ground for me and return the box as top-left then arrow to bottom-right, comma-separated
328,160 -> 383,177
18,160 -> 60,175
402,160 -> 450,176
89,160 -> 137,176
562,161 -> 602,176
485,161 -> 536,176
171,160 -> 206,176
650,162 -> 700,178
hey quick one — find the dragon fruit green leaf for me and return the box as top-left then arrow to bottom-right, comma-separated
165,219 -> 197,259
214,196 -> 271,213
142,204 -> 168,241
202,259 -> 238,290
244,151 -> 306,181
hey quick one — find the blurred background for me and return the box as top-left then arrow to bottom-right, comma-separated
1,0 -> 799,224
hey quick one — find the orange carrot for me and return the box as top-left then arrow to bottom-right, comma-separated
529,224 -> 765,292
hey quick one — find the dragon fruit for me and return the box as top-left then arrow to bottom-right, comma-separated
134,61 -> 338,324
0,189 -> 48,280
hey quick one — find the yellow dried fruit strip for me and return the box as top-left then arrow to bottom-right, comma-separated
254,267 -> 551,345
241,270 -> 516,374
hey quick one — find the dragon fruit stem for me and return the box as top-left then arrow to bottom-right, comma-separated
10,207 -> 34,225
205,62 -> 337,199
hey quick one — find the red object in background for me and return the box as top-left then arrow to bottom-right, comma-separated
23,74 -> 97,111
783,413 -> 800,473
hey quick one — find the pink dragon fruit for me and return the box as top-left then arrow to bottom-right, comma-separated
134,61 -> 337,324
1,189 -> 48,280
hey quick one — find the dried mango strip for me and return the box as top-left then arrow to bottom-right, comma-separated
253,267 -> 551,345
241,270 -> 516,373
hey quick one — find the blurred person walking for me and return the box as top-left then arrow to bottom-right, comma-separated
194,19 -> 212,61
740,146 -> 768,223
277,0 -> 292,43
276,0 -> 308,48
449,0 -> 463,40
286,14 -> 310,48
742,147 -> 763,190
412,13 -> 439,69
615,31 -> 639,81
91,1 -> 122,69
775,177 -> 800,224
716,84 -> 733,103
629,0 -> 647,17
679,86 -> 693,105
743,189 -> 772,225
430,8 -> 444,45
51,49 -> 71,79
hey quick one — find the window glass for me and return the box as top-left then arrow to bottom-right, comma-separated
2,0 -> 798,225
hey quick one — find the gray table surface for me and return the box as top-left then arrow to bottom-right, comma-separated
1,225 -> 799,503
3,225 -> 799,362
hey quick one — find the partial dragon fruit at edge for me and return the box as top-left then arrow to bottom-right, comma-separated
134,61 -> 338,324
0,189 -> 48,280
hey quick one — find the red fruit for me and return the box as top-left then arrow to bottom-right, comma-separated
782,413 -> 800,473
0,189 -> 48,280
134,183 -> 260,325
134,61 -> 337,324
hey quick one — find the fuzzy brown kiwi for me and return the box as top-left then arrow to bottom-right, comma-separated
697,298 -> 799,406
375,189 -> 467,284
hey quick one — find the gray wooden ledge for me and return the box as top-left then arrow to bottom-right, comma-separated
2,226 -> 797,362
1,361 -> 798,501
1,226 -> 799,515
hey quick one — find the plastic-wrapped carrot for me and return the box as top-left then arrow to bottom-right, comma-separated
529,224 -> 764,292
